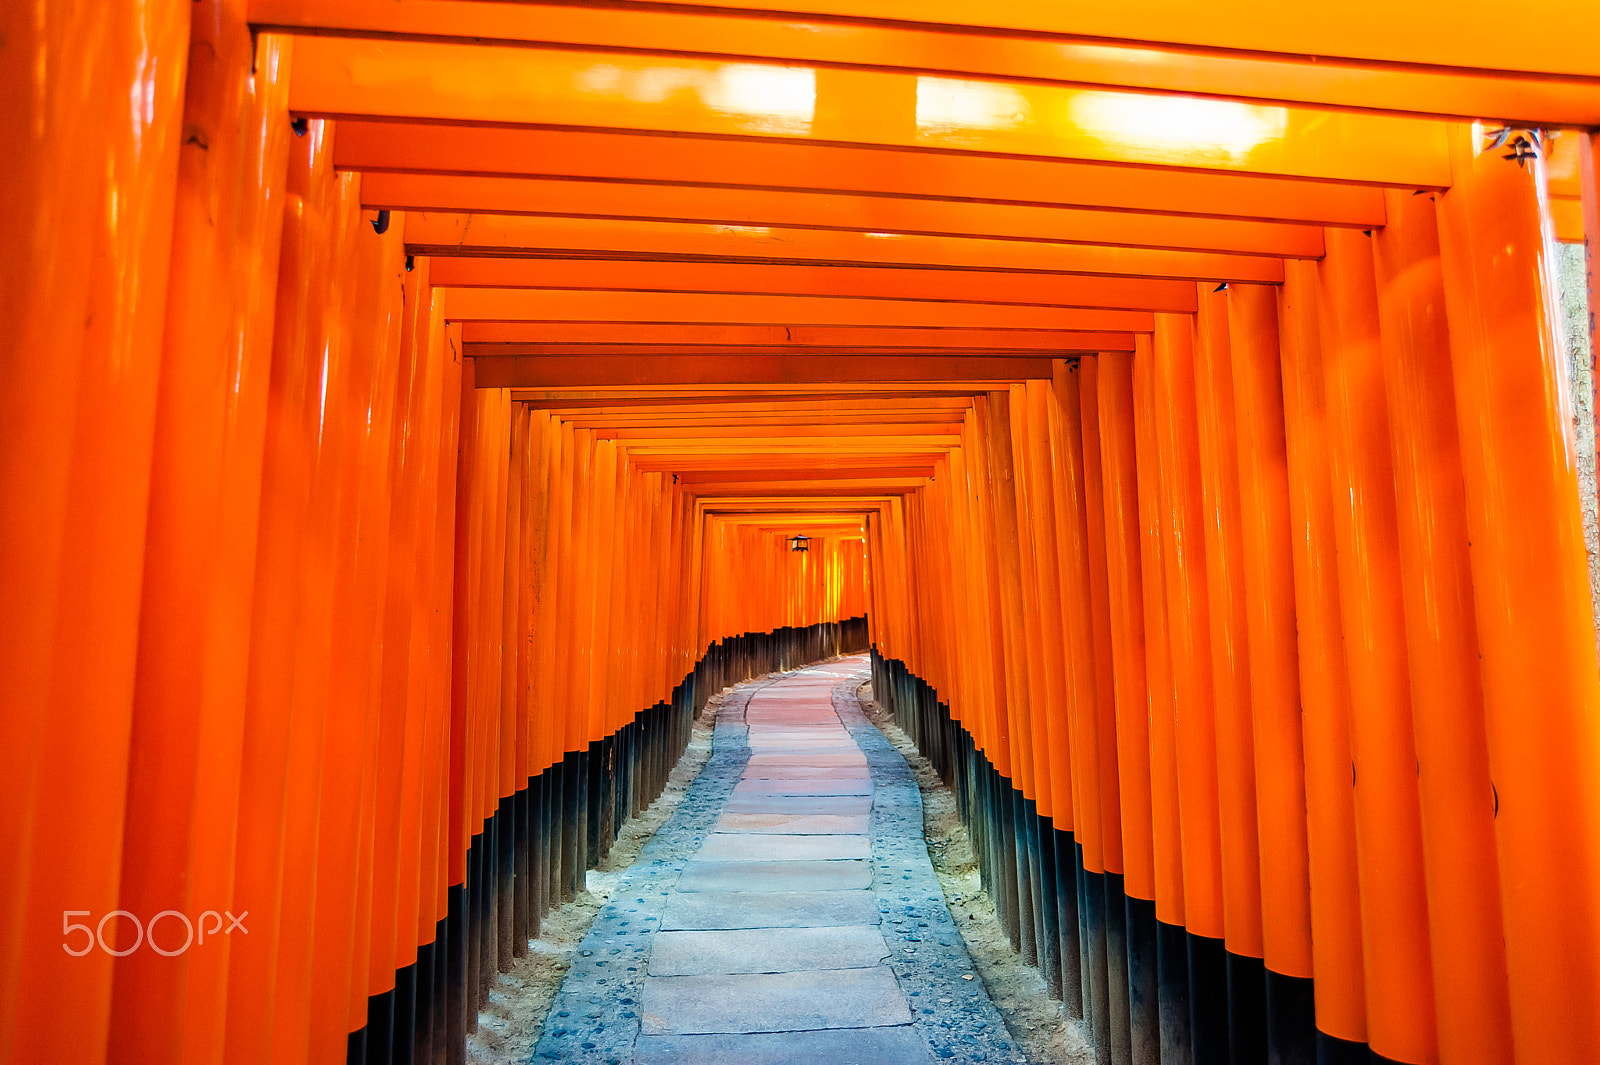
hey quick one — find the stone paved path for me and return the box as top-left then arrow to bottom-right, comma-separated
532,656 -> 1026,1064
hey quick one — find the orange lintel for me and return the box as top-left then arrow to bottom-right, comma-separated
509,384 -> 1025,402
596,423 -> 967,440
473,353 -> 1058,388
470,344 -> 1134,359
334,0 -> 1600,80
409,214 -> 1284,284
334,122 -> 1386,228
289,37 -> 1452,186
441,288 -> 1153,331
677,465 -> 936,478
366,174 -> 1321,258
426,258 -> 1199,311
631,454 -> 943,473
468,323 -> 1131,349
537,395 -> 978,417
697,498 -> 883,511
465,335 -> 1137,356
558,411 -> 971,428
686,479 -> 926,494
252,0 -> 1600,124
664,453 -> 941,467
622,437 -> 961,454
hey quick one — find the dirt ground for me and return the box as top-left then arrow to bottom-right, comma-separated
857,681 -> 1095,1065
465,673 -> 1092,1064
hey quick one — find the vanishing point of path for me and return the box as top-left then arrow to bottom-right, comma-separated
533,655 -> 1027,1064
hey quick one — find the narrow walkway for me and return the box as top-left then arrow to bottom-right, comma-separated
533,656 -> 1025,1064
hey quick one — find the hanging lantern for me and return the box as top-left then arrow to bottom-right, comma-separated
787,533 -> 810,553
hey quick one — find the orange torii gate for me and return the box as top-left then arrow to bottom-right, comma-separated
5,3 -> 1600,1065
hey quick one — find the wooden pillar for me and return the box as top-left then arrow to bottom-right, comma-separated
1436,121 -> 1600,1064
107,9 -> 292,1062
1098,350 -> 1162,1065
1224,282 -> 1316,1064
1191,285 -> 1267,1063
1278,260 -> 1367,1060
1319,226 -> 1438,1065
1372,186 -> 1516,1065
1131,332 -> 1193,1065
2,2 -> 189,1060
1150,313 -> 1227,1063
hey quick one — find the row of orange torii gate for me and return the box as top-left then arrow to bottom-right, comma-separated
8,3 -> 1600,1065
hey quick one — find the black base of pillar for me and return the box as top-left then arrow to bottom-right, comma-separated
1105,872 -> 1132,1065
1126,897 -> 1161,1065
1188,933 -> 1230,1065
1316,1031 -> 1370,1065
1156,920 -> 1193,1065
1265,969 -> 1315,1065
362,986 -> 394,1065
1227,951 -> 1266,1065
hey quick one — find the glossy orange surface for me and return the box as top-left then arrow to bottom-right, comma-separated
1372,187 -> 1514,1065
442,288 -> 1153,331
1131,336 -> 1187,930
1436,122 -> 1600,1065
110,11 -> 294,1062
1191,285 -> 1264,961
1096,352 -> 1156,902
1150,314 -> 1225,942
11,5 -> 1600,1063
463,324 -> 1140,352
290,38 -> 1451,187
253,0 -> 1600,124
394,0 -> 1600,78
1319,227 -> 1438,1065
429,258 -> 1201,312
367,173 -> 1324,259
1225,283 -> 1313,981
1277,259 -> 1367,1044
406,212 -> 1285,284
3,1 -> 189,1061
335,121 -> 1388,227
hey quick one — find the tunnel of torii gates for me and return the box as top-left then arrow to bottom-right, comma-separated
12,3 -> 1600,1065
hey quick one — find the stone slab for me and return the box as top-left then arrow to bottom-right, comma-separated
740,764 -> 873,780
696,833 -> 871,861
660,889 -> 881,930
732,778 -> 873,797
675,858 -> 871,892
748,727 -> 850,737
640,967 -> 913,1035
722,794 -> 873,817
745,753 -> 867,768
647,925 -> 890,976
740,751 -> 861,763
634,1027 -> 932,1065
715,811 -> 871,834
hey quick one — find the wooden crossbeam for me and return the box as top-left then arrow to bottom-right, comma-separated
339,122 -> 1384,228
251,0 -> 1600,123
289,38 -> 1452,187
